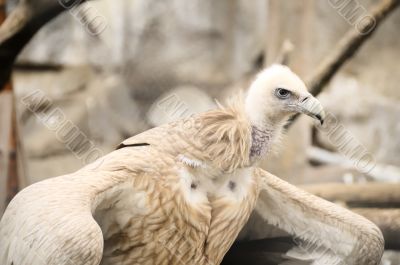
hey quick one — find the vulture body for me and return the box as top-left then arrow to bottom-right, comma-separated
0,65 -> 384,265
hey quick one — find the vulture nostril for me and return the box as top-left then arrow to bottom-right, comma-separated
301,97 -> 309,103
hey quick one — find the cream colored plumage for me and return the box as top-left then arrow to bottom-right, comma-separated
0,65 -> 383,265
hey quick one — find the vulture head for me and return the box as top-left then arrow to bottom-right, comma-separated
245,64 -> 325,128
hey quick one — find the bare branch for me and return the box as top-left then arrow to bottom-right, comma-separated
274,39 -> 294,66
0,0 -> 87,90
307,0 -> 400,96
302,182 -> 400,208
287,0 -> 400,127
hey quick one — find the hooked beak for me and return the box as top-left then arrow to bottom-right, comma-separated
297,95 -> 326,125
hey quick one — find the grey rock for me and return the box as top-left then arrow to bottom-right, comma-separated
147,85 -> 216,126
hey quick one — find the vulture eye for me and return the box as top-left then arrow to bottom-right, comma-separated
275,88 -> 291,99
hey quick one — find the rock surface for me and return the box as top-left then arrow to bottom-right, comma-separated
9,0 -> 400,205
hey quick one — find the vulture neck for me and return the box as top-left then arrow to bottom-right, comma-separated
246,112 -> 286,163
244,92 -> 286,162
250,125 -> 274,159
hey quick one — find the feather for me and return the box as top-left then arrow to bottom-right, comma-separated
116,143 -> 150,150
244,169 -> 384,265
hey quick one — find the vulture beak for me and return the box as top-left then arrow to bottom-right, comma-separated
297,95 -> 326,125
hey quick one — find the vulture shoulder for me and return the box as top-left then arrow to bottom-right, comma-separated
118,105 -> 252,173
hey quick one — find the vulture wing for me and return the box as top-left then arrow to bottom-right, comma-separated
0,175 -> 105,265
0,128 -> 181,265
0,131 -> 182,265
223,168 -> 384,265
0,122 -> 173,265
0,106 -> 253,265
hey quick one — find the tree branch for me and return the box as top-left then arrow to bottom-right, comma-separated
307,0 -> 400,96
287,0 -> 400,127
0,0 -> 87,90
302,182 -> 400,208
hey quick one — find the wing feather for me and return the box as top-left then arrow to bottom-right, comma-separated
228,169 -> 384,265
0,184 -> 104,265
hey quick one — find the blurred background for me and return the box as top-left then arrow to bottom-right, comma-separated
0,0 -> 399,263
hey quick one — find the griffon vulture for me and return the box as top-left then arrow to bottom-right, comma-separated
0,65 -> 384,265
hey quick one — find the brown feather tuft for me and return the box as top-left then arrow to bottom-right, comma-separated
195,94 -> 251,172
